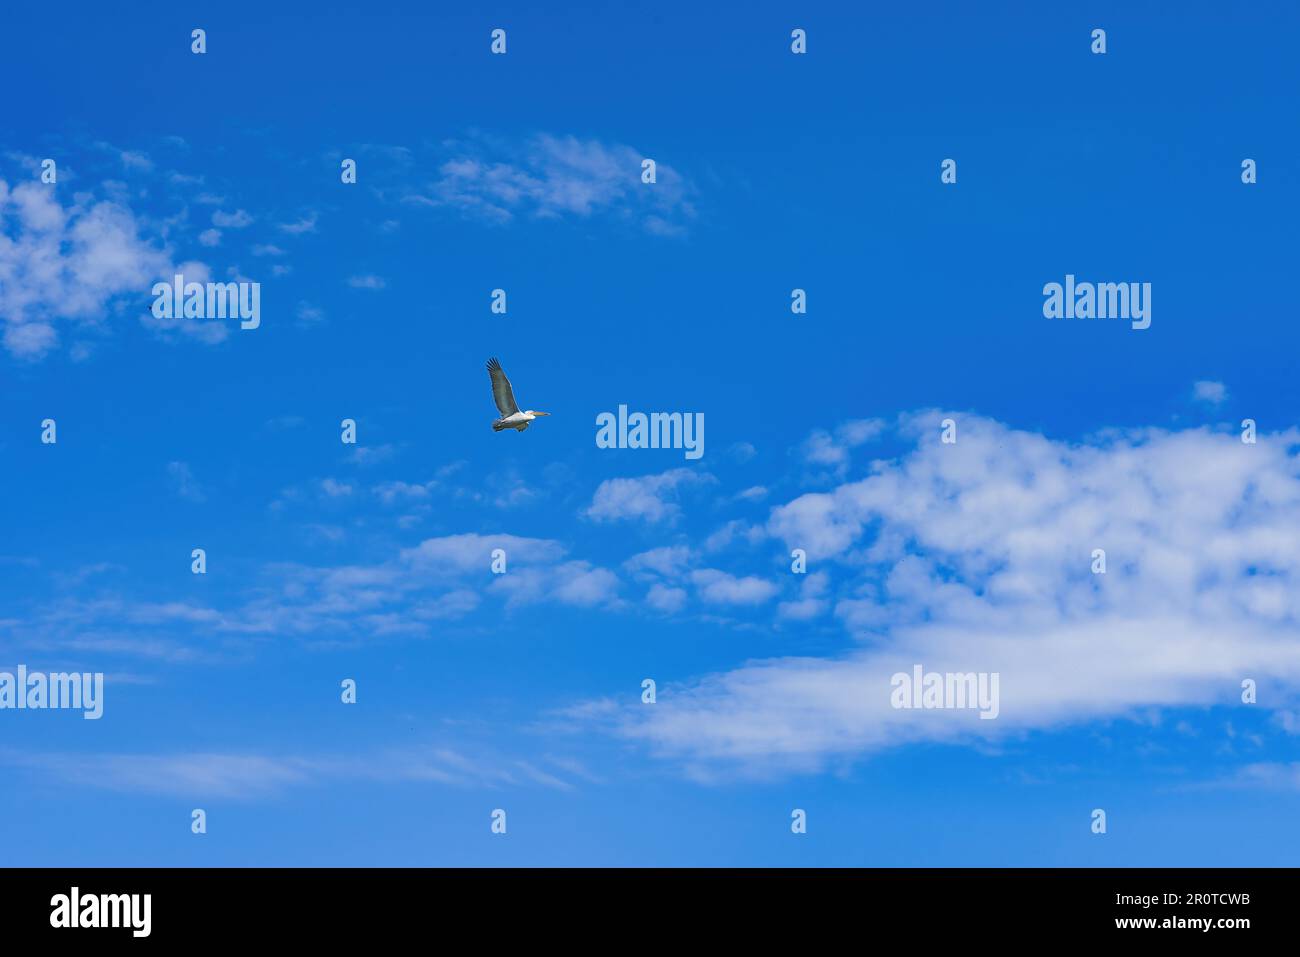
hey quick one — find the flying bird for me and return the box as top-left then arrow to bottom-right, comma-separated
486,357 -> 550,432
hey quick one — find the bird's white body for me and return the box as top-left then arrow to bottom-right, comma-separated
486,358 -> 549,432
493,410 -> 545,432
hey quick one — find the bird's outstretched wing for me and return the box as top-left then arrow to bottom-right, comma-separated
486,357 -> 519,415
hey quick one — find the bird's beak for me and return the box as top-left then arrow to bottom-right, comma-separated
534,411 -> 550,416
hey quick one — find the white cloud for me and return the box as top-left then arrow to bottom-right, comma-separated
777,570 -> 829,621
400,533 -> 565,575
646,583 -> 688,613
348,444 -> 397,468
485,557 -> 621,610
346,273 -> 386,289
277,213 -> 318,234
1221,762 -> 1300,791
690,569 -> 779,606
800,418 -> 886,471
319,478 -> 353,498
5,751 -> 315,799
166,461 -> 205,503
0,179 -> 177,358
1274,711 -> 1300,735
211,208 -> 253,228
411,134 -> 696,234
52,532 -> 600,645
1194,380 -> 1228,405
4,322 -> 56,358
594,413 -> 1300,774
624,545 -> 693,579
1,744 -> 585,799
374,479 -> 434,504
586,468 -> 712,524
117,150 -> 153,172
703,519 -> 764,552
551,563 -> 621,607
728,442 -> 757,463
135,260 -> 230,346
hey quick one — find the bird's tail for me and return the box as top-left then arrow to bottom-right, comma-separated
492,419 -> 510,432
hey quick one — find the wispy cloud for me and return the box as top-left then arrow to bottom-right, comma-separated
277,213 -> 318,234
211,208 -> 253,228
1,744 -> 587,800
166,461 -> 206,503
799,418 -> 886,475
405,134 -> 697,234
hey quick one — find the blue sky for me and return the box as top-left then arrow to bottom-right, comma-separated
2,0 -> 1299,866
